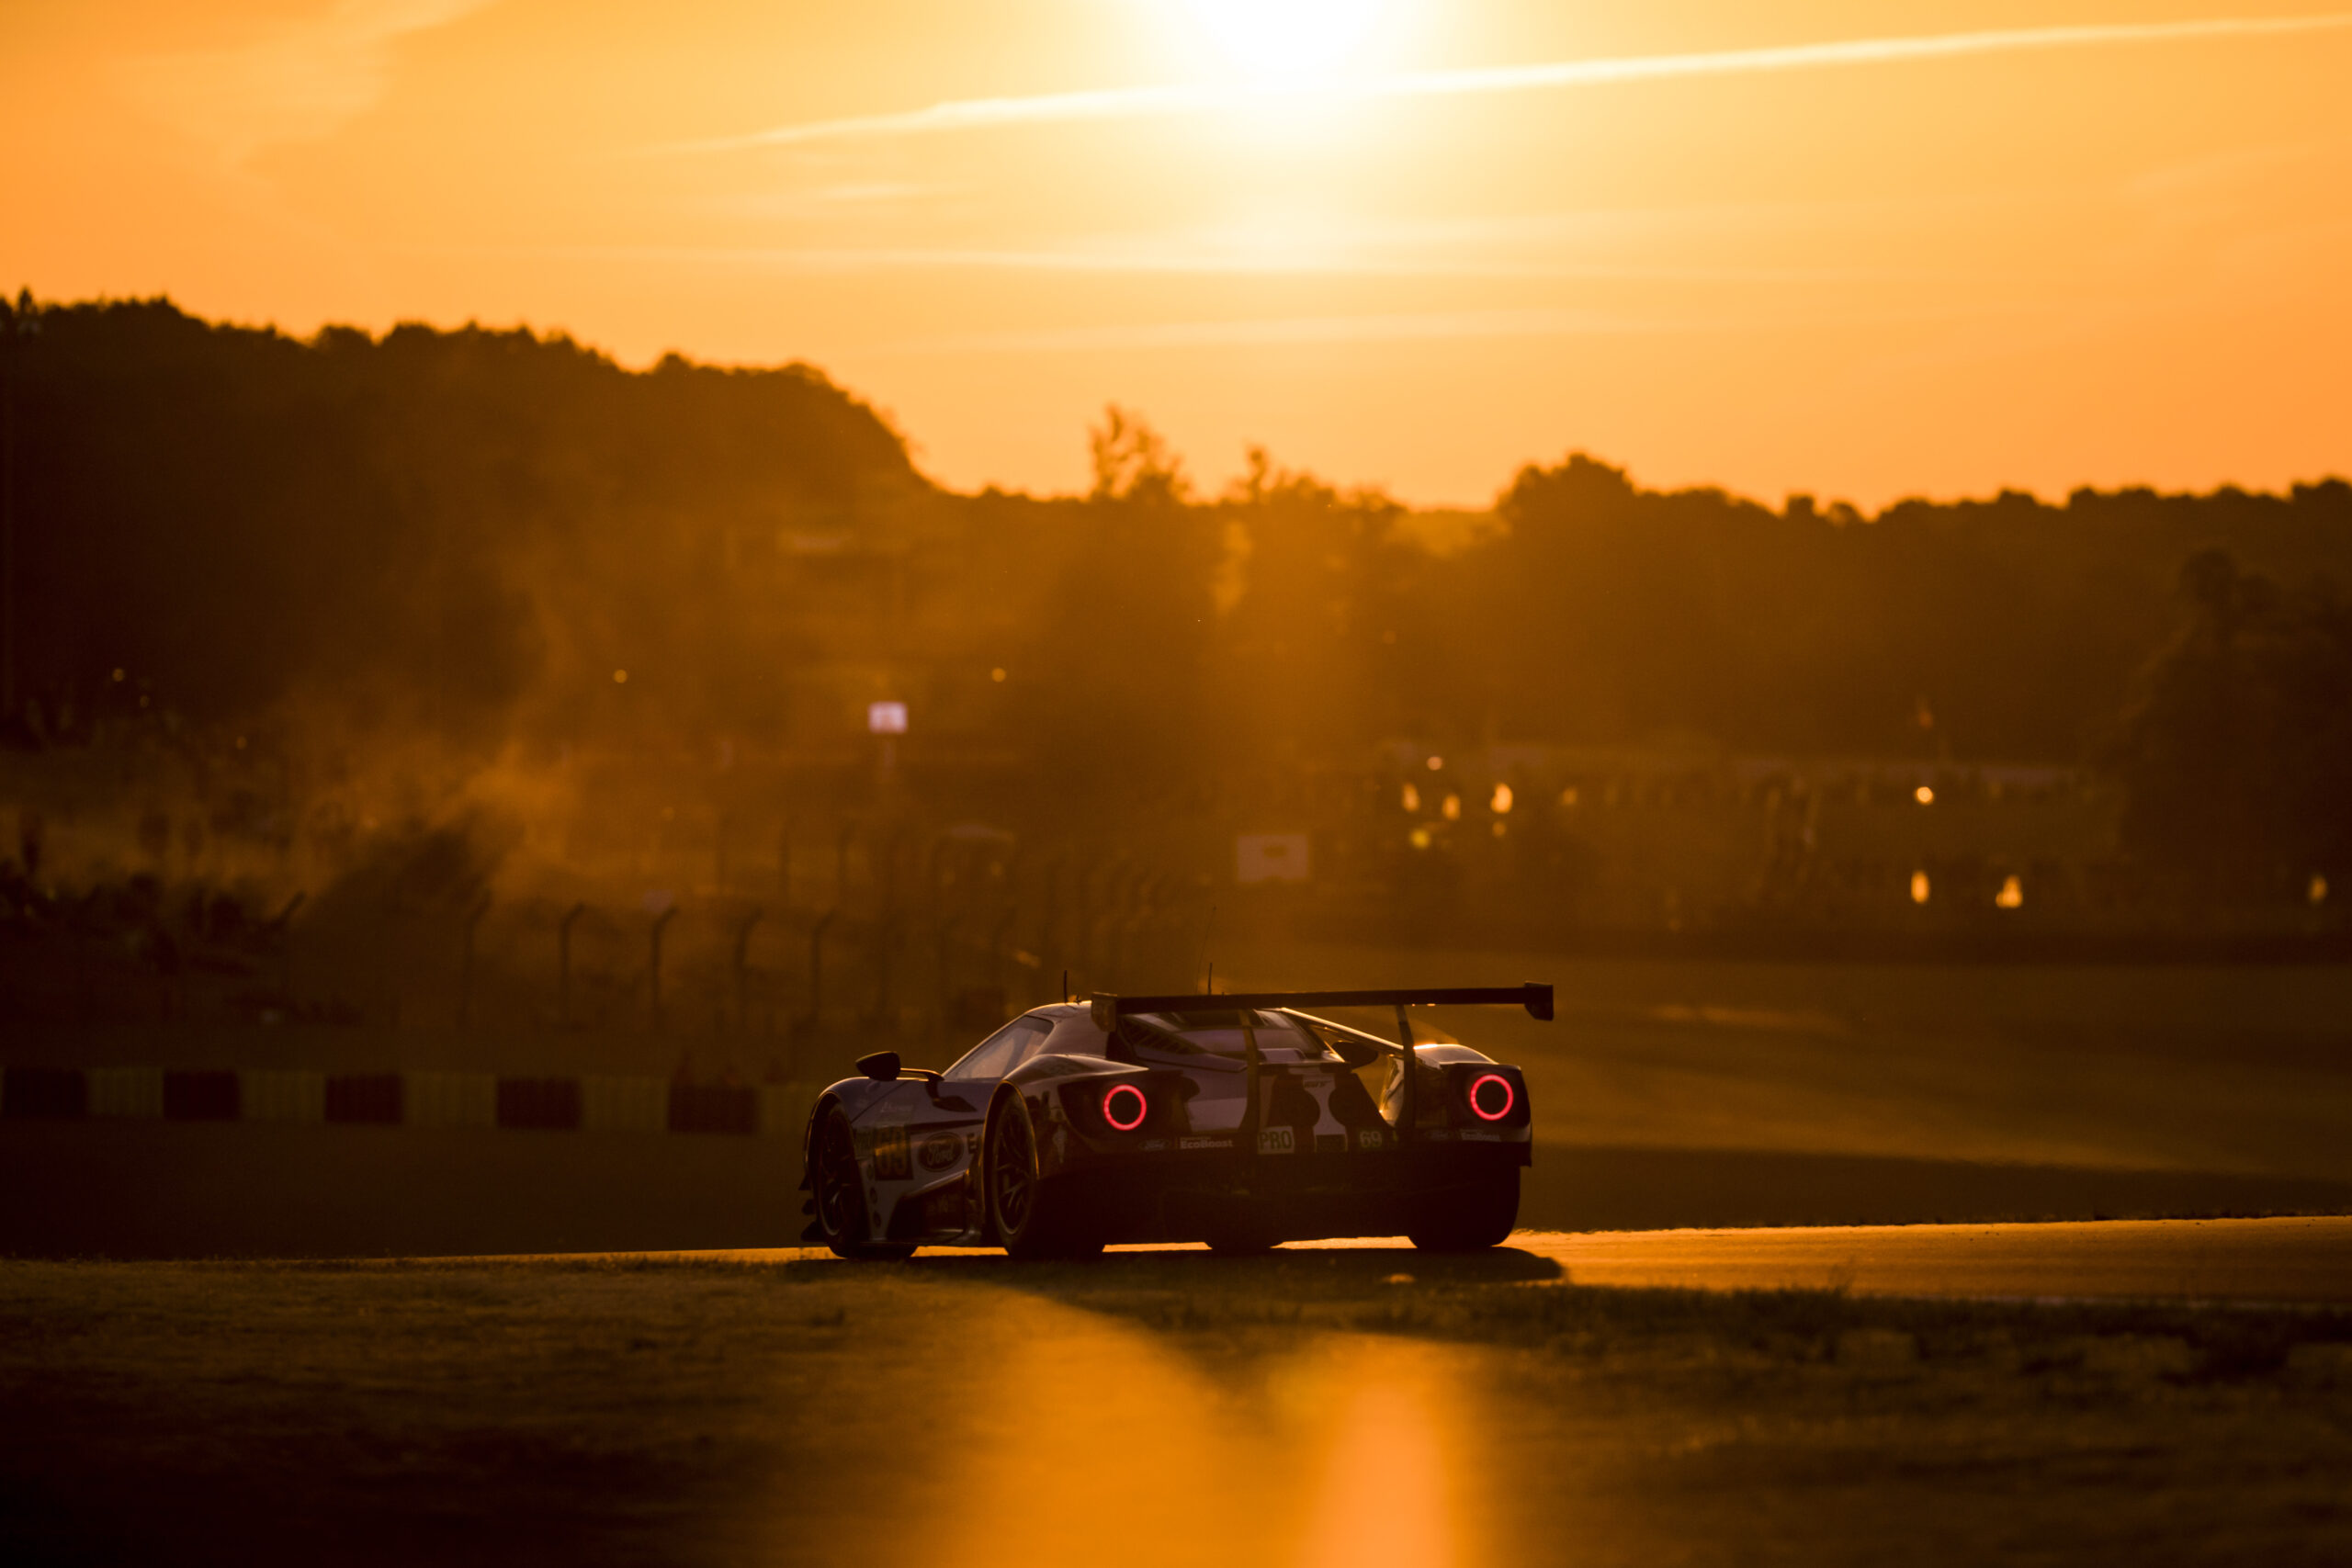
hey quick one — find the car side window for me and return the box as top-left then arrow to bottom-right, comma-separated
943,1016 -> 1047,1081
1002,1018 -> 1059,1072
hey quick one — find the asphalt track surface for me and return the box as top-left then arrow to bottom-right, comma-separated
593,1214 -> 2352,1302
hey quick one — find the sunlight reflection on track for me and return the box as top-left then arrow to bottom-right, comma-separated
779,1282 -> 1490,1567
1295,1339 -> 1483,1568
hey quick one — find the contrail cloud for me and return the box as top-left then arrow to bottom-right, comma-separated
663,13 -> 2352,153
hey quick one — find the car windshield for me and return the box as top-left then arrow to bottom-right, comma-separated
1122,1010 -> 1338,1063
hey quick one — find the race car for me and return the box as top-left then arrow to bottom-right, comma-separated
797,984 -> 1550,1259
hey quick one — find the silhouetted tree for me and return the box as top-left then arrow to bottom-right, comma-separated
2104,548 -> 2352,897
5,297 -> 923,745
1006,408 -> 1220,795
1210,449 -> 1411,758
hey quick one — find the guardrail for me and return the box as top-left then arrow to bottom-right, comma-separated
0,1066 -> 800,1137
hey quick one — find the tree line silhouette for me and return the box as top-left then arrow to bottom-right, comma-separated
5,294 -> 2349,891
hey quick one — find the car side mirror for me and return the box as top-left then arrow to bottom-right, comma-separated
855,1051 -> 901,1081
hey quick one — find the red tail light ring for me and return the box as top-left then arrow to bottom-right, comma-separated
1102,1082 -> 1148,1132
1467,1072 -> 1515,1122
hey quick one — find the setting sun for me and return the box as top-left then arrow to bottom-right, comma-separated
1178,0 -> 1389,81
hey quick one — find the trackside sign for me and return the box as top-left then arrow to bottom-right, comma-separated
1235,832 -> 1309,884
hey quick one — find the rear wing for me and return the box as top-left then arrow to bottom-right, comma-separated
1088,984 -> 1553,1032
1089,984 -> 1551,1150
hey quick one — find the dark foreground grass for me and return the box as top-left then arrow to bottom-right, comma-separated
3,1250 -> 2349,1566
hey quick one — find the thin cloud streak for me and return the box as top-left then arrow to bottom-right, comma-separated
662,13 -> 2352,153
884,310 -> 1666,354
401,240 -> 1573,278
870,299 -> 2067,357
407,237 -> 1996,285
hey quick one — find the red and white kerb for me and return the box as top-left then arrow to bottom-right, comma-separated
1466,1072 -> 1515,1122
1102,1082 -> 1148,1132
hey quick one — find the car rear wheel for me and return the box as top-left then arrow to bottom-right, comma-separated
987,1094 -> 1102,1260
1407,1164 -> 1519,1251
813,1103 -> 916,1262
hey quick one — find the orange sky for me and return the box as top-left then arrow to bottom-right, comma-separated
6,1 -> 2350,507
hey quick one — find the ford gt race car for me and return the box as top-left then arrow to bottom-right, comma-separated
797,984 -> 1551,1258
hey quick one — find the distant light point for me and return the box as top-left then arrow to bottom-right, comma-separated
1914,784 -> 1934,805
614,669 -> 628,683
1910,870 -> 1931,905
1490,783 -> 1513,815
990,667 -> 1007,682
110,668 -> 125,682
1425,755 -> 1442,772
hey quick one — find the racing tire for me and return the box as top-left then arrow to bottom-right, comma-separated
987,1093 -> 1102,1260
811,1103 -> 917,1262
1406,1164 -> 1519,1252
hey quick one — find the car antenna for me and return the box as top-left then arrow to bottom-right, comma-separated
1062,968 -> 1069,1004
1198,902 -> 1217,995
